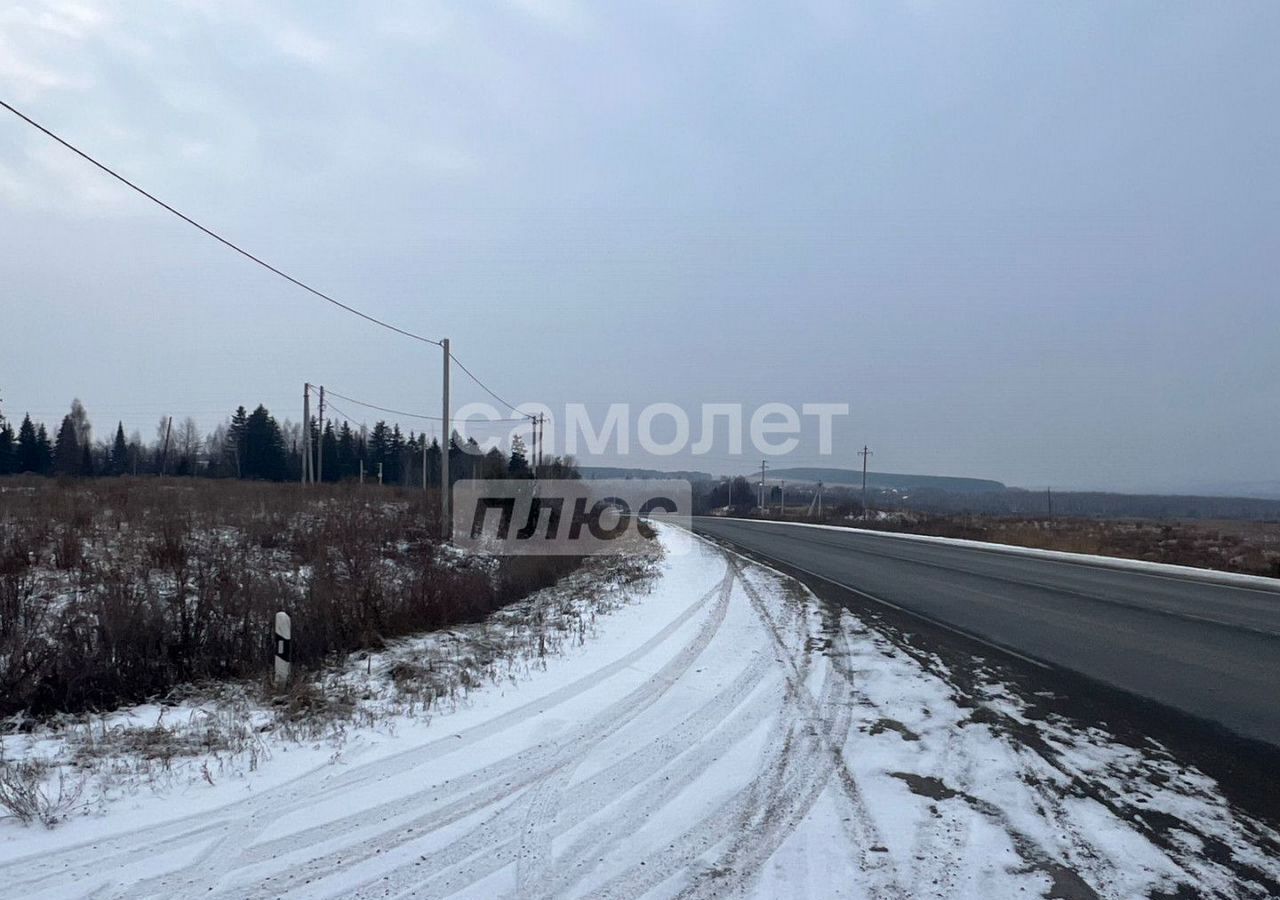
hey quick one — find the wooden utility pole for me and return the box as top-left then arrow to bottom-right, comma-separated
159,416 -> 173,476
316,385 -> 325,484
858,445 -> 873,520
302,383 -> 311,485
441,338 -> 451,539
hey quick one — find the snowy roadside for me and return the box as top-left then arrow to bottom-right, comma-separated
0,538 -> 660,840
1,524 -> 1277,899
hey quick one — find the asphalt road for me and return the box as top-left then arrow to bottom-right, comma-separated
692,517 -> 1280,747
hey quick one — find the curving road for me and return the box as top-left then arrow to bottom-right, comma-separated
692,517 -> 1280,747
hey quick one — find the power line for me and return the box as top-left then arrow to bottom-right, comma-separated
0,97 -> 442,348
449,351 -> 526,414
317,386 -> 528,424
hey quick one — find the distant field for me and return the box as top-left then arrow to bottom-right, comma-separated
760,511 -> 1280,579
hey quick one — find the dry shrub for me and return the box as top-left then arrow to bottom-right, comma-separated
0,754 -> 86,827
0,477 -> 585,717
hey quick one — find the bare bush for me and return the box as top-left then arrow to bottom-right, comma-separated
0,753 -> 86,827
0,477 -> 590,717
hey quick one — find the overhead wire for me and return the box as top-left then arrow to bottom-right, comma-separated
0,98 -> 442,346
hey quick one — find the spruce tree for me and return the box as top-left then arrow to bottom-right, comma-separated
17,415 -> 39,473
242,405 -> 287,480
336,421 -> 357,481
0,420 -> 14,475
111,422 -> 129,476
227,406 -> 249,477
321,421 -> 338,483
35,422 -> 53,474
508,435 -> 530,478
54,415 -> 80,476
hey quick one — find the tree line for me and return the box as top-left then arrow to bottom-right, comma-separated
0,396 -> 576,485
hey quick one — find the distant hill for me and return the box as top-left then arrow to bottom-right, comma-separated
762,467 -> 1007,494
579,466 -> 715,482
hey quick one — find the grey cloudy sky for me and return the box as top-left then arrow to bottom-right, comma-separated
1,1 -> 1277,492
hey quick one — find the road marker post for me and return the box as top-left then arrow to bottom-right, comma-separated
274,611 -> 292,688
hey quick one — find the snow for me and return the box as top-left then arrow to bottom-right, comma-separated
1,524 -> 1276,898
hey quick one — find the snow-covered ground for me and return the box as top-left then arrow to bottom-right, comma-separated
1,525 -> 1277,898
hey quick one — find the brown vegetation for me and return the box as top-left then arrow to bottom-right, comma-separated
839,513 -> 1280,578
0,476 -> 581,717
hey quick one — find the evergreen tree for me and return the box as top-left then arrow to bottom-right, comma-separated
0,420 -> 13,475
241,405 -> 287,480
17,415 -> 40,473
424,437 -> 441,488
111,422 -> 129,476
35,422 -> 54,474
53,415 -> 80,476
226,406 -> 249,477
388,425 -> 406,485
321,421 -> 338,483
482,446 -> 507,479
336,421 -> 357,481
368,421 -> 390,483
507,435 -> 530,478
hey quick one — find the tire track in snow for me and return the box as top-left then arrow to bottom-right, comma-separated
4,563 -> 731,900
585,555 -> 900,900
197,564 -> 737,900
677,561 -> 890,900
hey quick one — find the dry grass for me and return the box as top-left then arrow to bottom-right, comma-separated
830,513 -> 1280,577
0,476 -> 583,717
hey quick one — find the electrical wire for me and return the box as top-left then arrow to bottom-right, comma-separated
316,386 -> 530,424
449,351 -> 527,415
0,98 -> 442,348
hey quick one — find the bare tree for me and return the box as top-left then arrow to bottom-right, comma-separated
177,417 -> 201,475
68,398 -> 92,447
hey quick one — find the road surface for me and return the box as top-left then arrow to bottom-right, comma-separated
692,517 -> 1280,747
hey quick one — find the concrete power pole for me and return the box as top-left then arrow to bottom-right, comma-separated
316,385 -> 325,484
758,460 -> 768,511
858,445 -> 873,520
302,383 -> 311,485
780,480 -> 785,519
441,337 -> 451,540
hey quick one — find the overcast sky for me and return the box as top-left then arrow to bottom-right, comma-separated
1,1 -> 1277,492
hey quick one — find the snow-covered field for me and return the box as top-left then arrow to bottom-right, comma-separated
1,525 -> 1277,899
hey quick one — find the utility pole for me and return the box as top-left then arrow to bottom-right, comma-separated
530,414 -> 539,478
858,445 -> 873,520
316,385 -> 325,484
726,475 -> 732,512
1046,486 -> 1053,518
441,337 -> 451,540
759,460 -> 767,511
302,383 -> 311,485
537,413 -> 545,471
421,428 -> 428,492
160,416 -> 173,477
780,480 -> 785,519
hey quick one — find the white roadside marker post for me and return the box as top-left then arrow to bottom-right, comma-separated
274,611 -> 291,688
